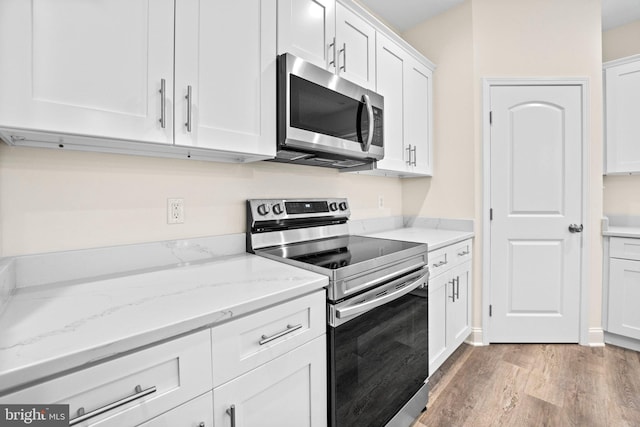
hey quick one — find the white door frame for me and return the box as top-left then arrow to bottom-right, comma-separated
481,78 -> 590,346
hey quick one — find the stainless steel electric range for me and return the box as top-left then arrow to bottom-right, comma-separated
246,198 -> 429,427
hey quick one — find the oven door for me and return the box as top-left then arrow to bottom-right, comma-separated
277,53 -> 384,161
328,267 -> 429,427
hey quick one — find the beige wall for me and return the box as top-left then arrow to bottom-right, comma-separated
402,0 -> 604,339
402,1 -> 475,220
0,144 -> 402,256
603,19 -> 640,216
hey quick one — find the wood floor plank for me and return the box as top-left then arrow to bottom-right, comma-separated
414,343 -> 640,427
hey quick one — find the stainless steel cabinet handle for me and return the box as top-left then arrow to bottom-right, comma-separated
449,279 -> 456,302
433,260 -> 448,268
455,276 -> 460,300
69,385 -> 156,425
329,37 -> 336,68
259,323 -> 302,345
226,405 -> 236,427
458,250 -> 470,256
159,79 -> 166,129
411,146 -> 417,166
361,94 -> 374,152
406,144 -> 412,165
340,43 -> 346,71
185,85 -> 193,132
568,224 -> 583,233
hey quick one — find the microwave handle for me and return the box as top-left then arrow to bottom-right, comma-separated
361,94 -> 374,152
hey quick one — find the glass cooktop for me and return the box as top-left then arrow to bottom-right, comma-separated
257,235 -> 424,270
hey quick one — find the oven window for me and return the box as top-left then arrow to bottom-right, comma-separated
328,290 -> 428,427
290,75 -> 382,147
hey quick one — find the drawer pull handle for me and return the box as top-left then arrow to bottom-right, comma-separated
69,385 -> 156,425
458,250 -> 470,256
259,323 -> 303,345
433,260 -> 448,268
226,404 -> 236,427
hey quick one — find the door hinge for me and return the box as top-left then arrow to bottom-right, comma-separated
489,111 -> 493,125
490,208 -> 493,221
489,304 -> 492,317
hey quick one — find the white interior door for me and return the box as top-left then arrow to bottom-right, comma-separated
489,84 -> 583,342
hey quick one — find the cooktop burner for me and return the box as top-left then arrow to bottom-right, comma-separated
257,235 -> 423,270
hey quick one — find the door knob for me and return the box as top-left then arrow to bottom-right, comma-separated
568,224 -> 584,233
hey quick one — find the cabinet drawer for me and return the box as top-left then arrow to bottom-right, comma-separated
428,247 -> 451,277
611,237 -> 640,261
429,239 -> 473,277
2,330 -> 212,426
138,391 -> 213,427
211,290 -> 326,387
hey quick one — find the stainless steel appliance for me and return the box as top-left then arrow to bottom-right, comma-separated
246,198 -> 429,427
274,53 -> 384,169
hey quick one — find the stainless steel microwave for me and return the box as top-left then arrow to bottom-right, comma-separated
274,53 -> 384,169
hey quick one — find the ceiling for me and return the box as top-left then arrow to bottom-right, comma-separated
358,0 -> 640,32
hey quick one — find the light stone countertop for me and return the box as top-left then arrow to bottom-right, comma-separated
0,253 -> 327,395
364,227 -> 475,251
602,215 -> 640,239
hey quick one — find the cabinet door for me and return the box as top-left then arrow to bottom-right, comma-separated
404,57 -> 433,176
174,0 -> 276,158
277,0 -> 336,71
335,3 -> 375,89
608,258 -> 640,340
139,392 -> 213,427
605,59 -> 640,173
447,262 -> 471,348
213,336 -> 327,427
0,0 -> 174,144
374,33 -> 408,173
428,273 -> 448,374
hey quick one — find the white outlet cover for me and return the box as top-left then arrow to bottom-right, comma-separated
167,198 -> 184,224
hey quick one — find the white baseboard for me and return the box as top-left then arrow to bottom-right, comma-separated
465,327 -> 485,346
588,327 -> 605,347
605,331 -> 640,352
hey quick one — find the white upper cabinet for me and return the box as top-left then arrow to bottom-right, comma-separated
0,0 -> 276,162
372,33 -> 433,177
374,35 -> 407,172
334,3 -> 376,89
404,56 -> 433,175
0,0 -> 175,145
277,0 -> 375,89
604,55 -> 640,174
174,0 -> 276,158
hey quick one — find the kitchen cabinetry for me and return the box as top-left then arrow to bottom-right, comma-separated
1,330 -> 213,427
604,236 -> 640,348
211,290 -> 327,427
213,336 -> 326,427
139,392 -> 213,427
364,33 -> 433,177
1,290 -> 327,426
604,55 -> 640,174
0,0 -> 276,162
429,239 -> 472,374
277,0 -> 375,89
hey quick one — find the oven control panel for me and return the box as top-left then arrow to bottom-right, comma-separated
247,198 -> 350,222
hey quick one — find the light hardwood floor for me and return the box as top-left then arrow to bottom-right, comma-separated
413,343 -> 640,427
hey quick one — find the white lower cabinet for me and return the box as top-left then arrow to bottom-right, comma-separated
605,237 -> 640,343
1,290 -> 328,427
213,335 -> 327,427
428,240 -> 472,375
1,330 -> 212,427
139,392 -> 213,427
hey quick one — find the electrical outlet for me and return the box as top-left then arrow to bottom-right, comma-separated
378,195 -> 384,209
167,198 -> 184,224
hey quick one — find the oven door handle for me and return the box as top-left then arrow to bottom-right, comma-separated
336,267 -> 429,320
